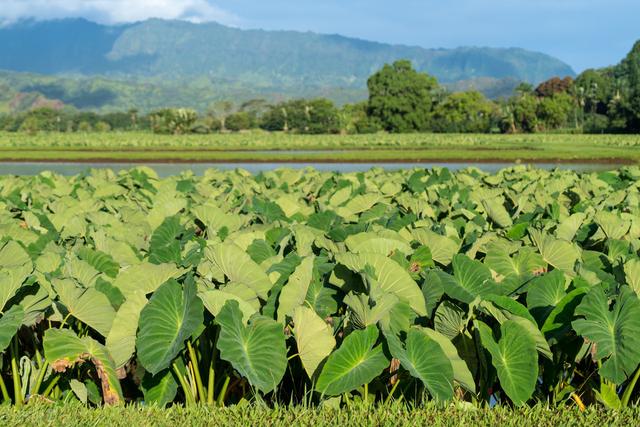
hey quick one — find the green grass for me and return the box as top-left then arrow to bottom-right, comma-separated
1,402 -> 637,427
0,131 -> 639,163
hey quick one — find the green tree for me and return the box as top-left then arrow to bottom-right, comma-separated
225,112 -> 253,132
621,40 -> 640,131
431,91 -> 496,133
149,109 -> 198,135
367,60 -> 440,132
536,93 -> 574,130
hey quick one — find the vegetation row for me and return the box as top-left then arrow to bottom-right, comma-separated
0,166 -> 640,410
1,41 -> 639,136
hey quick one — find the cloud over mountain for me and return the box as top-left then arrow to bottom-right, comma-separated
0,0 -> 239,26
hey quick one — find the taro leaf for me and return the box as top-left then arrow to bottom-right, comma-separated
530,230 -> 580,274
572,286 -> 640,384
215,300 -> 287,393
437,255 -> 501,304
422,328 -> 475,393
482,197 -> 513,228
78,248 -> 120,278
541,288 -> 588,343
422,271 -> 445,317
335,252 -> 427,316
305,279 -> 338,319
70,379 -> 88,404
293,306 -> 336,379
624,258 -> 640,295
113,262 -> 183,297
434,301 -> 466,340
481,295 -> 552,360
0,304 -> 24,353
136,279 -> 204,375
277,256 -> 314,321
385,328 -> 454,401
475,320 -> 537,406
0,266 -> 31,311
106,292 -> 148,369
148,216 -> 184,265
595,211 -> 631,240
345,231 -> 412,256
316,325 -> 388,396
246,240 -> 276,264
412,229 -> 460,266
142,369 -> 178,407
43,328 -> 123,405
206,243 -> 273,300
0,240 -> 32,269
54,279 -> 116,337
526,269 -> 567,324
199,289 -> 257,324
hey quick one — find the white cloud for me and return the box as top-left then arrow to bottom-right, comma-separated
0,0 -> 240,26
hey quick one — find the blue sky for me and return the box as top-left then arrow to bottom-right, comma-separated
2,0 -> 638,72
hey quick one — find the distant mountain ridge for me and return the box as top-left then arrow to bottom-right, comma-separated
0,18 -> 575,111
1,18 -> 574,84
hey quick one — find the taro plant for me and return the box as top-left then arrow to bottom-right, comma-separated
0,165 -> 639,409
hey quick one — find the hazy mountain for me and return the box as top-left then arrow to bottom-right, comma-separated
0,18 -> 575,111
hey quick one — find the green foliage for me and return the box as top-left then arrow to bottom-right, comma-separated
1,165 -> 640,410
367,60 -> 440,132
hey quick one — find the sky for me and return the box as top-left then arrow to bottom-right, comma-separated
1,0 -> 638,72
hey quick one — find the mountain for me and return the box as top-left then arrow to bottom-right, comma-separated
0,18 -> 575,111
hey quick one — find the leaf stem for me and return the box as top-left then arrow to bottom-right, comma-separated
0,374 -> 10,403
384,379 -> 401,406
187,340 -> 206,403
217,376 -> 230,407
172,362 -> 195,407
11,337 -> 23,407
41,375 -> 60,398
621,365 -> 640,407
32,362 -> 49,397
207,363 -> 215,405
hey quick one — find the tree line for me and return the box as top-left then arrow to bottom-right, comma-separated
2,41 -> 639,135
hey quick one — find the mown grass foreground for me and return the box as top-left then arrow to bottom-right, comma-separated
1,403 -> 638,427
0,132 -> 639,162
1,165 -> 640,414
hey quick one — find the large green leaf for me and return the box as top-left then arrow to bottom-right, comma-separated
526,269 -> 566,323
114,262 -> 183,297
476,320 -> 538,406
316,325 -> 388,396
199,289 -> 257,323
142,369 -> 178,407
422,328 -> 475,393
625,258 -> 640,295
386,328 -> 454,401
436,255 -> 501,304
54,279 -> 116,337
335,252 -> 427,316
106,292 -> 148,368
345,231 -> 412,256
412,229 -> 460,266
78,247 -> 120,279
530,230 -> 579,274
0,266 -> 31,311
215,300 -> 287,393
43,328 -> 123,405
482,197 -> 513,228
206,243 -> 273,300
572,286 -> 640,384
293,306 -> 336,379
0,304 -> 24,353
277,256 -> 314,321
136,279 -> 204,375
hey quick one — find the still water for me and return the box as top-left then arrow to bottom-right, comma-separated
0,162 -> 623,177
